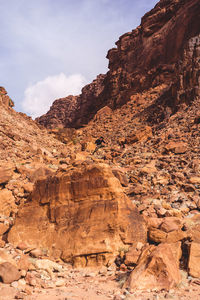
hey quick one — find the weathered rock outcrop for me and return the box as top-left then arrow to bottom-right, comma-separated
105,0 -> 200,108
36,74 -> 106,128
37,0 -> 200,128
8,163 -> 147,267
36,95 -> 78,129
172,33 -> 200,107
0,87 -> 14,108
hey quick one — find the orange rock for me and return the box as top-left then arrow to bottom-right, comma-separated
29,166 -> 54,183
168,242 -> 182,266
165,141 -> 187,154
0,262 -> 21,284
166,230 -> 187,243
0,223 -> 9,235
184,213 -> 200,243
0,189 -> 17,217
0,239 -> 5,248
188,242 -> 200,278
140,160 -> 157,175
17,255 -> 31,272
146,217 -> 163,229
148,228 -> 167,243
8,163 -> 147,267
125,243 -> 181,291
189,177 -> 200,184
112,168 -> 129,187
160,217 -> 182,233
81,141 -> 96,152
126,126 -> 152,144
125,247 -> 142,266
0,168 -> 13,185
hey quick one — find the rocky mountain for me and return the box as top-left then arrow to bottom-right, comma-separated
37,0 -> 200,128
0,0 -> 200,299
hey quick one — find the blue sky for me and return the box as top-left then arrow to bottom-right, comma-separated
0,0 -> 158,118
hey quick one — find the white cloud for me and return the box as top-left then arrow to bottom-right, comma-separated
22,73 -> 87,119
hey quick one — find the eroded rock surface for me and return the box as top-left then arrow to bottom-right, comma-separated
125,243 -> 181,291
37,0 -> 200,128
8,163 -> 147,266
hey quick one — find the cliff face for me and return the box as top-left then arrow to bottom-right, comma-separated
37,0 -> 200,128
105,0 -> 200,108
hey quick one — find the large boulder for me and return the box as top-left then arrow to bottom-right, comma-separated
8,163 -> 147,267
0,262 -> 21,284
125,243 -> 181,291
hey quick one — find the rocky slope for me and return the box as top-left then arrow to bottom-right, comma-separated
37,0 -> 200,128
0,0 -> 200,299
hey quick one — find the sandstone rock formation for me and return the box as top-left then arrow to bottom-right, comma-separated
8,163 -> 147,267
37,0 -> 200,128
0,0 -> 200,298
36,74 -> 106,128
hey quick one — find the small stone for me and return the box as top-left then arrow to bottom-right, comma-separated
17,242 -> 29,251
55,279 -> 65,287
30,248 -> 43,258
10,281 -> 19,288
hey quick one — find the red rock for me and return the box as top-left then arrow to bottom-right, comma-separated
165,141 -> 187,154
160,217 -> 182,233
0,239 -> 5,248
36,0 -> 200,128
125,247 -> 142,266
0,262 -> 21,284
0,223 -> 9,235
36,74 -> 106,128
188,242 -> 200,278
126,126 -> 152,144
17,242 -> 29,251
0,168 -> 13,185
148,228 -> 167,243
8,163 -> 147,267
0,189 -> 17,217
125,243 -> 181,291
112,168 -> 129,187
146,217 -> 163,229
17,255 -> 31,272
189,177 -> 200,185
29,167 -> 54,183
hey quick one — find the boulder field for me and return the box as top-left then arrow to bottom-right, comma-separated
0,0 -> 200,298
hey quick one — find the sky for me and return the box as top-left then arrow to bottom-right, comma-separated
0,0 -> 158,118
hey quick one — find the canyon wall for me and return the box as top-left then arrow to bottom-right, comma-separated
37,0 -> 200,129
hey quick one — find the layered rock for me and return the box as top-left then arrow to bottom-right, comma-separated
172,33 -> 200,107
37,0 -> 200,128
105,0 -> 200,108
8,163 -> 147,267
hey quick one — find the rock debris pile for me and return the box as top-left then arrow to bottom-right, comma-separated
0,0 -> 200,299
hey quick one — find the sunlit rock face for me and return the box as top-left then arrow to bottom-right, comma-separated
8,163 -> 147,267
